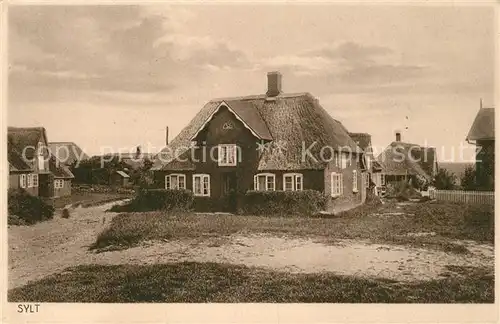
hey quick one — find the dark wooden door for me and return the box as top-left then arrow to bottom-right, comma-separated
221,172 -> 237,212
38,173 -> 53,197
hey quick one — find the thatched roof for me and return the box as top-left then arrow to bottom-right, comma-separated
48,142 -> 89,165
466,107 -> 494,141
8,127 -> 48,172
153,92 -> 362,171
49,155 -> 75,179
376,141 -> 437,181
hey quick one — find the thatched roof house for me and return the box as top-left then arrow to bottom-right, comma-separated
466,107 -> 494,142
154,92 -> 362,171
376,132 -> 437,183
152,72 -> 368,213
466,106 -> 495,190
48,142 -> 89,166
8,127 -> 74,197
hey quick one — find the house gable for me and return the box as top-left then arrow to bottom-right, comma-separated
191,101 -> 272,141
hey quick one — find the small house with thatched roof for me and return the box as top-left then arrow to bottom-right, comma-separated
152,72 -> 368,213
376,131 -> 437,189
48,142 -> 89,166
466,106 -> 494,190
8,127 -> 74,197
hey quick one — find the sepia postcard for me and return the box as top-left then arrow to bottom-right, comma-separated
1,1 -> 498,323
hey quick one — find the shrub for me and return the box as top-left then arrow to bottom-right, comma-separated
8,189 -> 55,225
110,189 -> 194,212
433,168 -> 457,190
241,190 -> 326,216
385,182 -> 422,201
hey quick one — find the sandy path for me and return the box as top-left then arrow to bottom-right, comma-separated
9,204 -> 494,289
8,201 -> 126,289
91,235 -> 494,282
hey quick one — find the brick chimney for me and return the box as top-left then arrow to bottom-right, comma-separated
395,130 -> 401,142
266,71 -> 282,97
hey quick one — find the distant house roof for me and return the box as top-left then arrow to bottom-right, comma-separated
153,92 -> 362,171
49,155 -> 75,179
8,127 -> 48,172
48,142 -> 89,165
116,170 -> 130,178
376,141 -> 437,181
466,108 -> 494,142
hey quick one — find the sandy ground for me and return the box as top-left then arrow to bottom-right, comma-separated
8,202 -> 494,289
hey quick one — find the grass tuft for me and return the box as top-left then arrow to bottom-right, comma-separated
8,262 -> 494,303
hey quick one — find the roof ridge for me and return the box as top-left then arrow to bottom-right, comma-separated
210,92 -> 312,103
390,141 -> 436,149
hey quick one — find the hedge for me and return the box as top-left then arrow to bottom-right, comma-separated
8,189 -> 55,225
241,190 -> 327,216
109,189 -> 194,212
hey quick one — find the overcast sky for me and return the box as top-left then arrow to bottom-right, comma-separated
8,4 -> 495,161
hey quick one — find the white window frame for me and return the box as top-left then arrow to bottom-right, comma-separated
218,144 -> 238,166
32,174 -> 39,187
254,173 -> 275,191
340,152 -> 352,169
283,173 -> 303,191
193,174 -> 210,197
165,174 -> 186,190
27,174 -> 33,188
54,179 -> 64,189
20,174 -> 27,188
330,172 -> 343,197
380,173 -> 386,186
352,170 -> 358,192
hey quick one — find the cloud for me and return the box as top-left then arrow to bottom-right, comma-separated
8,6 -> 251,104
261,41 -> 428,88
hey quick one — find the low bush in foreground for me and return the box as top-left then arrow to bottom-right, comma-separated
242,190 -> 327,216
8,189 -> 54,225
8,262 -> 494,303
94,199 -> 494,251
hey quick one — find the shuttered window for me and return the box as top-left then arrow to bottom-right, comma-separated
193,174 -> 210,196
283,173 -> 303,191
165,174 -> 186,190
254,173 -> 275,191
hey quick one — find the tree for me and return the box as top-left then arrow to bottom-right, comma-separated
129,157 -> 155,188
461,165 -> 477,191
433,168 -> 457,190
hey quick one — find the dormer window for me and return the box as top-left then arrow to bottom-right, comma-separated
37,142 -> 45,171
218,144 -> 238,166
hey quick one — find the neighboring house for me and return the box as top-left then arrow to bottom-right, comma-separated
48,142 -> 89,166
8,127 -> 74,197
97,152 -> 155,170
376,131 -> 438,188
48,155 -> 75,197
110,170 -> 130,187
348,132 -> 383,193
153,72 -> 367,213
466,106 -> 495,190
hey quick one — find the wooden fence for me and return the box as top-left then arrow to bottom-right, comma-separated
429,189 -> 495,205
